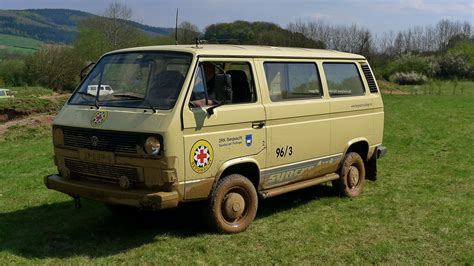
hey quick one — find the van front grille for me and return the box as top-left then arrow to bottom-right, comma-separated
65,159 -> 140,181
62,127 -> 139,154
361,64 -> 379,93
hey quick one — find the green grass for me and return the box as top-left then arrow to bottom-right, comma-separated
0,34 -> 42,55
7,86 -> 54,98
0,92 -> 473,263
0,87 -> 64,115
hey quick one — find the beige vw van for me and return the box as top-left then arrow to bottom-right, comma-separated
44,45 -> 386,233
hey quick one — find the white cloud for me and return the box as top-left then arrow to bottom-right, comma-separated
399,0 -> 473,14
304,11 -> 332,21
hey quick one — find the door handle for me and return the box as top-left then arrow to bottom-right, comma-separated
252,121 -> 265,129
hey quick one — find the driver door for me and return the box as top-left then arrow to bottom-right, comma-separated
182,59 -> 267,199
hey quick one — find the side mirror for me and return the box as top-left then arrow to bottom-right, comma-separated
213,73 -> 233,102
80,62 -> 95,81
206,74 -> 232,116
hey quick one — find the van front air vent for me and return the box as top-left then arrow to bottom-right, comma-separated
361,64 -> 378,93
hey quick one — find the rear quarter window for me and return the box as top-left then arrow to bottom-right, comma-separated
323,63 -> 365,97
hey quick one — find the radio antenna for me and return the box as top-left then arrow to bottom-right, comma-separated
175,8 -> 179,45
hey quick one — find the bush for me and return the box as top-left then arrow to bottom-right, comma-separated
25,45 -> 83,92
375,55 -> 436,80
0,97 -> 62,115
447,37 -> 474,67
0,59 -> 27,86
391,71 -> 428,85
434,52 -> 472,79
9,86 -> 53,97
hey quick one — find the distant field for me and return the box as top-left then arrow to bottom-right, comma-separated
0,84 -> 473,264
0,33 -> 42,55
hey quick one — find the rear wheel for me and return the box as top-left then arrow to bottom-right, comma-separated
207,174 -> 258,234
333,152 -> 366,197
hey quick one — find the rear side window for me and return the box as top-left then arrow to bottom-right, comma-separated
323,63 -> 365,97
264,63 -> 322,101
0,91 -> 5,96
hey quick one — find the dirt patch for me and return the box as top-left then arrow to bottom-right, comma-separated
0,114 -> 54,136
0,109 -> 23,122
40,93 -> 71,104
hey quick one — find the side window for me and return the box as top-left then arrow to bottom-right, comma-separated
189,62 -> 256,107
323,63 -> 365,97
0,91 -> 5,97
263,62 -> 322,101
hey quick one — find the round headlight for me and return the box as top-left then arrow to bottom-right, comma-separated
144,136 -> 161,156
53,127 -> 64,146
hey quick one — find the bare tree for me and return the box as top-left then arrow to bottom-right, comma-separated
76,1 -> 148,59
288,21 -> 372,56
100,1 -> 138,48
178,21 -> 200,44
288,18 -> 472,56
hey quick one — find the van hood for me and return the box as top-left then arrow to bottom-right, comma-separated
53,104 -> 174,133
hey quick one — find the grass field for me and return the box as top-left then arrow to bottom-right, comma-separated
0,87 -> 66,118
0,34 -> 42,55
0,88 -> 473,263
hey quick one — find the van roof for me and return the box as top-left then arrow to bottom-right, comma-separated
109,44 -> 366,60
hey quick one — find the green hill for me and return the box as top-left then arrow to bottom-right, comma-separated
0,8 -> 174,44
0,33 -> 42,50
0,33 -> 42,58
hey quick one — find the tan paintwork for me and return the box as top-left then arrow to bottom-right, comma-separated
44,44 -> 385,210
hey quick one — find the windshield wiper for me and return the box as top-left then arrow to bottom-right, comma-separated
113,94 -> 144,100
75,91 -> 99,109
76,91 -> 95,97
113,93 -> 157,113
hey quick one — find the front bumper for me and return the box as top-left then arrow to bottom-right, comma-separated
44,174 -> 179,210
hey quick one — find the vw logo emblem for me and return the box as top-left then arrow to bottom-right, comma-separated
90,136 -> 99,147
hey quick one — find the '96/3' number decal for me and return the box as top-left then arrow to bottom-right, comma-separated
276,146 -> 293,158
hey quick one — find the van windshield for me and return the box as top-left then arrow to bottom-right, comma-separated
69,52 -> 193,110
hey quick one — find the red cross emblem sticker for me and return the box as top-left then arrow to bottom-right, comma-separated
90,109 -> 108,127
190,140 -> 213,173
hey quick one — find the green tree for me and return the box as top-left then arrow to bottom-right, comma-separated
0,59 -> 26,86
177,21 -> 200,44
26,45 -> 83,91
74,1 -> 150,61
204,21 -> 324,48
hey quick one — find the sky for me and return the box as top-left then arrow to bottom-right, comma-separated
0,0 -> 473,35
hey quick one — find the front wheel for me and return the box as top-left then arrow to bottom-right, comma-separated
207,174 -> 258,234
333,152 -> 366,197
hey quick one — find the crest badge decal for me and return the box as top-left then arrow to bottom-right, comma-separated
245,134 -> 253,147
190,140 -> 214,173
91,109 -> 108,127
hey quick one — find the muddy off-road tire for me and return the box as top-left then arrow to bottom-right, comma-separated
207,174 -> 258,234
333,152 -> 366,197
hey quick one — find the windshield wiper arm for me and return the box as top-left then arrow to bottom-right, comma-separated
76,91 -> 95,97
75,91 -> 100,108
113,93 -> 157,113
113,94 -> 144,100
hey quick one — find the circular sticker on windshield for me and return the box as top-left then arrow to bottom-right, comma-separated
190,140 -> 214,173
91,109 -> 108,127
